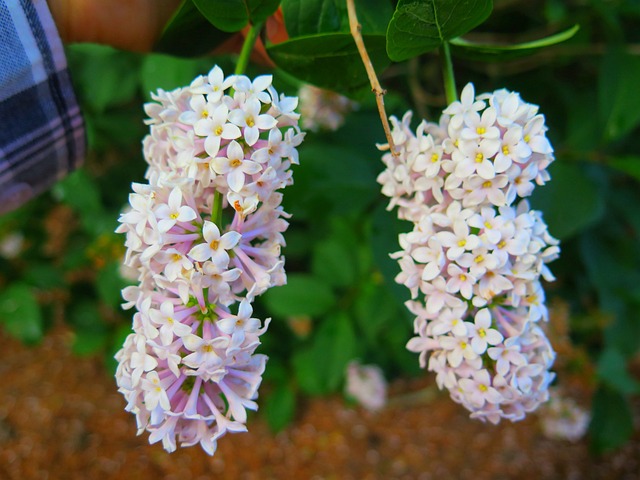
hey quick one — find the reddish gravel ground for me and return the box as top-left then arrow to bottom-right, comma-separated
0,325 -> 639,480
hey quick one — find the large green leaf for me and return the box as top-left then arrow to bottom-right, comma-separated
597,348 -> 640,395
281,0 -> 341,36
247,0 -> 282,24
292,312 -> 359,394
268,33 -> 390,92
262,274 -> 336,317
154,0 -> 232,56
449,25 -> 579,62
599,48 -> 640,142
281,0 -> 391,37
141,54 -> 211,100
193,0 -> 249,32
66,44 -> 140,114
262,382 -> 297,431
529,161 -> 605,240
608,156 -> 640,182
0,283 -> 43,344
386,0 -> 493,61
589,386 -> 634,453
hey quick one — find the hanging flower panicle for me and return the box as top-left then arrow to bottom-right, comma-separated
378,83 -> 559,423
115,65 -> 304,454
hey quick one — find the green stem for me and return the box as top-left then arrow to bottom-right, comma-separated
440,42 -> 458,104
212,191 -> 223,226
235,21 -> 264,76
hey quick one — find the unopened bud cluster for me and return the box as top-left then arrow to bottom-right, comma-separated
379,84 -> 559,423
115,65 -> 304,453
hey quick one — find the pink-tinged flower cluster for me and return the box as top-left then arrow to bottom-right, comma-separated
378,83 -> 560,423
539,388 -> 590,442
115,65 -> 304,454
345,361 -> 388,412
298,84 -> 357,132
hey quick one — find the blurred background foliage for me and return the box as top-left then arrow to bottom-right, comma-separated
0,0 -> 639,454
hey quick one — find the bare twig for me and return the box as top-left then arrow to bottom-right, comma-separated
346,0 -> 398,155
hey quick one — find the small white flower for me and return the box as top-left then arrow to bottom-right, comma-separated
212,140 -> 261,192
188,221 -> 241,267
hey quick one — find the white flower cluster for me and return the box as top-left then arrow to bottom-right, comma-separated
115,65 -> 304,454
378,83 -> 560,423
345,361 -> 388,412
299,84 -> 357,132
539,388 -> 590,442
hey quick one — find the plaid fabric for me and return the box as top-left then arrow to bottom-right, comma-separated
0,0 -> 85,214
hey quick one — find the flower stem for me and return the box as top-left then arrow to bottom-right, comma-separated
346,0 -> 398,156
212,191 -> 223,226
440,42 -> 458,104
235,21 -> 264,76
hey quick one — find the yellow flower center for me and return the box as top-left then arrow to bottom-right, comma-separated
478,328 -> 486,338
524,134 -> 531,143
458,239 -> 466,247
502,145 -> 510,155
476,126 -> 486,135
209,240 -> 220,250
475,153 -> 484,163
479,384 -> 488,392
246,117 -> 255,128
482,181 -> 492,188
474,255 -> 484,264
201,110 -> 209,118
459,274 -> 467,282
215,126 -> 223,136
170,212 -> 179,220
202,344 -> 214,353
230,159 -> 242,168
431,153 -> 439,163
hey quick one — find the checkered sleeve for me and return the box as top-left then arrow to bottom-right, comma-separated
0,0 -> 85,214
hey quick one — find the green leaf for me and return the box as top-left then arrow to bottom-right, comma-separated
0,283 -> 44,344
262,382 -> 296,432
371,202 -> 412,304
322,312 -> 359,390
262,274 -> 336,317
449,25 -> 579,62
311,237 -> 357,288
52,169 -> 113,235
66,44 -> 140,114
292,313 -> 359,393
267,33 -> 390,93
292,347 -> 327,394
354,281 -> 399,342
529,161 -> 605,240
589,386 -> 634,454
68,301 -> 109,356
608,156 -> 640,182
23,264 -> 65,290
281,0 -> 391,37
386,0 -> 493,61
96,261 -> 129,309
193,0 -> 249,32
597,348 -> 640,395
599,48 -> 640,141
141,54 -> 210,100
73,328 -> 109,356
154,0 -> 233,56
247,0 -> 281,24
281,0 -> 341,36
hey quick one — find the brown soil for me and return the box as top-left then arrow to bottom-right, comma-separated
0,326 -> 638,480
